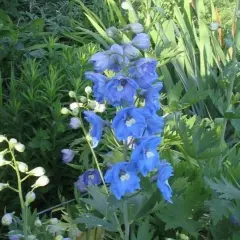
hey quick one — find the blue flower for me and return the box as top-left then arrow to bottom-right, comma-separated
123,44 -> 140,60
76,169 -> 101,192
131,33 -> 150,50
8,234 -> 24,240
105,75 -> 138,106
89,51 -> 111,72
143,111 -> 164,136
129,58 -> 158,89
61,149 -> 75,163
69,117 -> 81,129
141,83 -> 163,113
85,72 -> 107,103
128,23 -> 144,34
84,111 -> 105,148
108,44 -> 129,72
157,160 -> 173,203
104,162 -> 140,199
230,215 -> 240,226
131,137 -> 161,176
112,107 -> 146,140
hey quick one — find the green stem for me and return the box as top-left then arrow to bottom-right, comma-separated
9,147 -> 28,237
123,201 -> 130,240
7,185 -> 19,193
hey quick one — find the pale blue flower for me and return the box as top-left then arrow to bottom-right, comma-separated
132,33 -> 150,50
61,149 -> 75,163
89,51 -> 111,72
123,44 -> 140,60
69,117 -> 81,129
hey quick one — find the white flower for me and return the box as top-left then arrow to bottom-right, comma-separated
69,102 -> 83,111
85,86 -> 92,94
31,175 -> 49,188
1,213 -> 13,226
50,218 -> 59,225
34,218 -> 42,227
18,162 -> 28,173
25,191 -> 36,205
61,107 -> 70,115
0,183 -> 9,191
94,102 -> 106,113
14,143 -> 25,153
0,155 -> 11,167
27,167 -> 45,177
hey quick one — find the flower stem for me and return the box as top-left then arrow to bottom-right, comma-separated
123,201 -> 130,240
9,146 -> 28,237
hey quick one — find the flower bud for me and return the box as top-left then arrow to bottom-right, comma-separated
27,167 -> 45,177
1,213 -> 13,226
61,107 -> 70,115
69,102 -> 83,111
0,183 -> 9,191
85,86 -> 92,94
0,155 -> 11,167
87,100 -> 97,109
8,232 -> 24,240
132,33 -> 150,50
0,135 -> 6,143
55,236 -> 64,240
79,96 -> 87,103
34,218 -> 42,227
69,117 -> 81,129
121,1 -> 133,10
14,143 -> 25,153
69,91 -> 77,98
50,218 -> 59,225
128,23 -> 144,34
25,191 -> 36,205
209,22 -> 220,31
106,27 -> 121,39
123,44 -> 140,60
94,102 -> 106,113
18,162 -> 28,173
9,138 -> 17,148
31,175 -> 49,188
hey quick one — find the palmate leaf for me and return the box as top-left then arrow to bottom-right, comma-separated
205,177 -> 240,200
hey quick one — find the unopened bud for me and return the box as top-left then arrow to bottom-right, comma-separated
0,155 -> 11,167
18,162 -> 28,173
209,22 -> 220,31
31,175 -> 49,188
88,100 -> 97,109
69,91 -> 77,98
0,135 -> 6,143
50,218 -> 59,225
106,27 -> 121,39
55,235 -> 64,240
0,183 -> 9,191
1,213 -> 13,226
94,102 -> 106,113
128,23 -> 144,34
79,96 -> 87,103
69,102 -> 83,111
61,107 -> 70,115
25,191 -> 36,205
27,167 -> 45,177
9,138 -> 17,148
85,86 -> 92,95
34,218 -> 42,227
14,143 -> 25,153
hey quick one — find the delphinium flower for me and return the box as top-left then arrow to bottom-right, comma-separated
69,117 -> 81,129
62,22 -> 173,203
76,169 -> 101,192
61,149 -> 75,163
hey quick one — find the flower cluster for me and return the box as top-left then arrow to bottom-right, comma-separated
62,23 -> 173,202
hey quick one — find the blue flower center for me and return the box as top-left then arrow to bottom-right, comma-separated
125,117 -> 136,127
117,79 -> 128,92
146,150 -> 155,158
119,170 -> 130,182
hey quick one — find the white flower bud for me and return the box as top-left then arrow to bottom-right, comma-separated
85,86 -> 92,94
88,100 -> 97,109
18,162 -> 28,173
69,102 -> 83,111
0,183 -> 9,191
0,155 -> 11,167
209,22 -> 220,31
9,138 -> 17,148
94,102 -> 106,113
1,213 -> 13,226
79,96 -> 87,103
25,191 -> 36,205
49,218 -> 59,225
31,175 -> 49,188
27,167 -> 45,177
34,218 -> 42,227
55,235 -> 64,240
68,91 -> 76,98
0,135 -> 7,143
14,143 -> 25,153
61,107 -> 70,115
121,1 -> 133,10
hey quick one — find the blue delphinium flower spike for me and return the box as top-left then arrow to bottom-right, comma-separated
89,51 -> 111,72
61,149 -> 75,163
143,112 -> 164,136
84,111 -> 105,148
105,75 -> 138,106
104,162 -> 140,199
112,107 -> 146,140
157,160 -> 173,203
129,58 -> 158,89
131,33 -> 150,50
76,169 -> 101,192
141,83 -> 163,113
85,72 -> 107,103
131,137 -> 161,176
